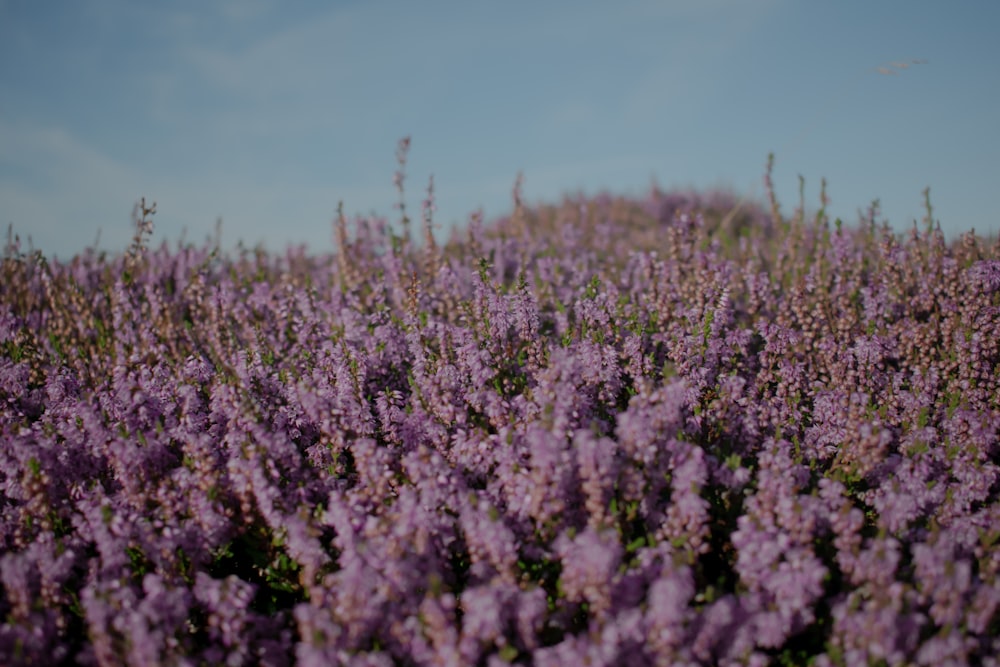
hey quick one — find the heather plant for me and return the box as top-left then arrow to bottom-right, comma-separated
1,148 -> 1000,665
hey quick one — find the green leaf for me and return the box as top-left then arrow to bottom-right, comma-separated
625,536 -> 646,553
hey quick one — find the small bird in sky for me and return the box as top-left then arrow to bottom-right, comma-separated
876,59 -> 928,75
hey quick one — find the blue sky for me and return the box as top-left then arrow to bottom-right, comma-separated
2,1 -> 998,260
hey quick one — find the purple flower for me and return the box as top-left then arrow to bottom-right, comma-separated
554,527 -> 622,619
967,259 -> 1000,293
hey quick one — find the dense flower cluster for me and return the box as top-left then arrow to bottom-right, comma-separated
1,174 -> 999,665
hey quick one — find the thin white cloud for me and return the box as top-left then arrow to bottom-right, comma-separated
174,9 -> 359,98
0,112 -> 393,258
145,5 -> 409,142
0,120 -> 132,189
0,118 -> 147,256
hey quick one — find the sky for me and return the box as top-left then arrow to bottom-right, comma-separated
2,1 -> 998,260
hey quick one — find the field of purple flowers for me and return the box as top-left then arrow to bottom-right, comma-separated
2,157 -> 1000,665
